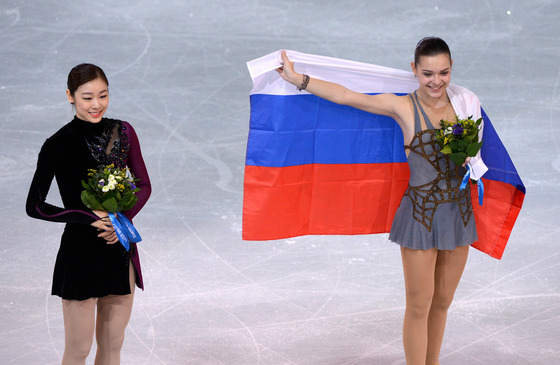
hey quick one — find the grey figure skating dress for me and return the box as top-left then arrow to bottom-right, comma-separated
389,91 -> 477,250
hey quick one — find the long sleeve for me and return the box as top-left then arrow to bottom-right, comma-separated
26,138 -> 99,224
122,122 -> 151,220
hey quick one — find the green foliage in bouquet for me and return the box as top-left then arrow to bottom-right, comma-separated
81,164 -> 140,213
434,115 -> 484,166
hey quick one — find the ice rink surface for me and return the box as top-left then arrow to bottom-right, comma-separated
1,0 -> 559,364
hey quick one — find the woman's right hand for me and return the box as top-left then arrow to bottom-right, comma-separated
276,50 -> 304,87
91,210 -> 119,245
275,50 -> 403,122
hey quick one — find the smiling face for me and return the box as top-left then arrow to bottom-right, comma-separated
411,53 -> 453,101
66,78 -> 109,123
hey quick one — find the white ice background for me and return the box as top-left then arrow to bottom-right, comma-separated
1,1 -> 558,364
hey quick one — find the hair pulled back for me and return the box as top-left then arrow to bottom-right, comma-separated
67,63 -> 108,97
414,37 -> 451,65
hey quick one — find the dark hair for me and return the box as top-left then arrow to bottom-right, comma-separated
67,63 -> 108,97
414,37 -> 451,65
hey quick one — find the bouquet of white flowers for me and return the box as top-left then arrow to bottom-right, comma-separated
81,164 -> 142,250
81,164 -> 140,212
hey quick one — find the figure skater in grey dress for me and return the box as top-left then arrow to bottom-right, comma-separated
276,37 -> 481,365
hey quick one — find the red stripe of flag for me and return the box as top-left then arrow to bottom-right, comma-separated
243,163 -> 409,240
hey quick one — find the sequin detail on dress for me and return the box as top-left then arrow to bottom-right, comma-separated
86,119 -> 130,168
403,129 -> 472,232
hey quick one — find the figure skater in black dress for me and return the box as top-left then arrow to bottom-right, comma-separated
26,64 -> 151,364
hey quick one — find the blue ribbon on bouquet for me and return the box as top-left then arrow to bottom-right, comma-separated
459,164 -> 484,206
108,212 -> 142,251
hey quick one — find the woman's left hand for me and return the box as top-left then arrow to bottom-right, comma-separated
91,210 -> 119,245
462,156 -> 471,167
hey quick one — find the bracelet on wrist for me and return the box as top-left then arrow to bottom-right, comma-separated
298,74 -> 310,91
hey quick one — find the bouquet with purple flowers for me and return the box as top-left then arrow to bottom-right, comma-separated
435,115 -> 483,166
81,164 -> 142,251
81,164 -> 140,212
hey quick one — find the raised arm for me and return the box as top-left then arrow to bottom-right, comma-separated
276,50 -> 408,121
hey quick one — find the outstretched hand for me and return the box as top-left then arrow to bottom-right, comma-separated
91,210 -> 119,245
276,50 -> 302,86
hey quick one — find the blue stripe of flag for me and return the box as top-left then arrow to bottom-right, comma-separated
480,109 -> 526,194
246,94 -> 407,167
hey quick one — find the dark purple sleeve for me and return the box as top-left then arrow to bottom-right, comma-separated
122,122 -> 151,220
25,140 -> 98,224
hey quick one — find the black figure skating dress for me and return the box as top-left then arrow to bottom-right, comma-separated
26,116 -> 151,300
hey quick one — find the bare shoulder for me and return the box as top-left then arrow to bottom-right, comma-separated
388,94 -> 417,145
391,94 -> 414,126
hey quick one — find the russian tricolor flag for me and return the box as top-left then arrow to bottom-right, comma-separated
243,50 -> 524,259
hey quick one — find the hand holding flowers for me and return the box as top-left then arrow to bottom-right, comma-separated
81,164 -> 142,250
91,210 -> 119,244
435,115 -> 484,205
